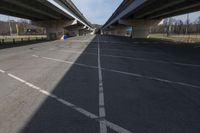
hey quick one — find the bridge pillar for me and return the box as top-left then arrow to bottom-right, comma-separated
46,25 -> 64,40
131,25 -> 150,38
32,20 -> 78,40
119,19 -> 161,38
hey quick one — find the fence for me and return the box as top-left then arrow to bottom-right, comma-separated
0,35 -> 47,47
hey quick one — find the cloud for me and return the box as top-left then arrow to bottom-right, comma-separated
71,0 -> 123,25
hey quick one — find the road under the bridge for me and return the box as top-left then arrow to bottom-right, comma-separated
0,35 -> 200,133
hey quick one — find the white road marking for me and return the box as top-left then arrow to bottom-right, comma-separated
97,36 -> 107,133
0,69 -> 5,73
171,62 -> 200,67
68,40 -> 148,45
60,50 -> 84,54
42,56 -> 98,69
32,55 -> 39,58
0,69 -> 132,133
101,54 -> 200,68
32,55 -> 200,89
59,49 -> 200,68
69,40 -> 169,46
33,55 -> 98,69
88,47 -> 168,56
105,69 -> 200,89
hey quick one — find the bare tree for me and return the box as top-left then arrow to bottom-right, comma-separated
195,16 -> 200,34
185,14 -> 190,35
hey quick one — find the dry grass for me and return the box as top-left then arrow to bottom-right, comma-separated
149,34 -> 200,43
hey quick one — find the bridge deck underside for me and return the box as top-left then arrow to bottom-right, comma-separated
128,0 -> 200,19
0,0 -> 73,21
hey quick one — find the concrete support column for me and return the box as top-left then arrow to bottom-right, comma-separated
46,25 -> 64,40
32,20 -> 78,40
103,25 -> 128,36
131,25 -> 150,38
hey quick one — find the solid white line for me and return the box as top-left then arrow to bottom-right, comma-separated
59,49 -> 200,68
41,56 -> 98,69
105,121 -> 132,133
60,50 -> 84,54
32,55 -> 200,89
8,73 -> 26,83
0,69 -> 132,133
88,47 -> 167,56
69,40 -> 167,46
171,62 -> 200,67
0,69 -> 5,73
98,36 -> 107,133
100,54 -> 200,68
32,55 -> 39,58
104,68 -> 200,88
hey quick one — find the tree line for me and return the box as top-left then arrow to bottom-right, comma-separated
151,16 -> 200,35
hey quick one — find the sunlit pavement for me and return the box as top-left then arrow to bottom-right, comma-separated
0,35 -> 200,133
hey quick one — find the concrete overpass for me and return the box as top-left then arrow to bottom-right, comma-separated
0,0 -> 94,39
102,0 -> 200,38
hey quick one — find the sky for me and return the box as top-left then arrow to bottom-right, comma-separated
71,0 -> 123,24
72,0 -> 200,24
172,12 -> 200,22
0,0 -> 200,25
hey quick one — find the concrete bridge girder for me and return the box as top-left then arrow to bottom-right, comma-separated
78,27 -> 95,36
32,20 -> 80,40
65,25 -> 93,36
64,20 -> 78,27
79,29 -> 92,36
0,0 -> 93,40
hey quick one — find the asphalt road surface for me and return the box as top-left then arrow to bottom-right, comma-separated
0,35 -> 200,133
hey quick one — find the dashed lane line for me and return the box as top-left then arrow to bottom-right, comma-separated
0,69 -> 132,133
32,55 -> 200,89
97,36 -> 107,133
